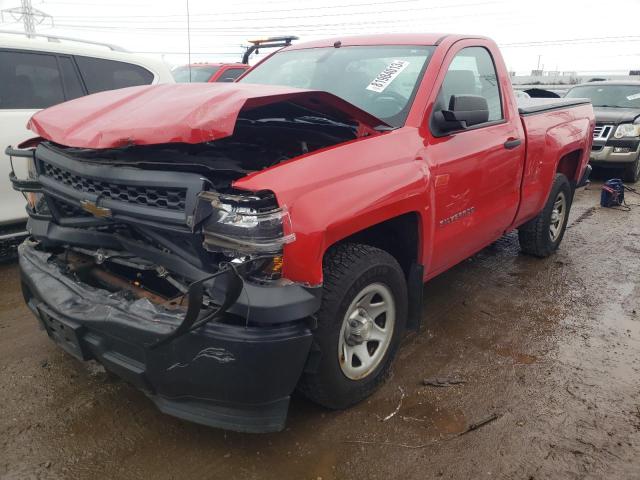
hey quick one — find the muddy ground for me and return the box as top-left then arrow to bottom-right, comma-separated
1,179 -> 639,480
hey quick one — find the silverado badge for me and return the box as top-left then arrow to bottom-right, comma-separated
80,199 -> 112,218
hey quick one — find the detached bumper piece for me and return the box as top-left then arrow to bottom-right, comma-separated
19,241 -> 314,433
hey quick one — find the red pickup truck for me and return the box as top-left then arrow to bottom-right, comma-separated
10,34 -> 594,433
172,62 -> 250,83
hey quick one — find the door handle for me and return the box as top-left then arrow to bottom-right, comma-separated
504,138 -> 522,150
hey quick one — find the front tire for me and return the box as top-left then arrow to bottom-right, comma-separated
518,173 -> 573,257
297,243 -> 407,409
623,155 -> 640,183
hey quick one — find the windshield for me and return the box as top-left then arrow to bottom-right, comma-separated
566,84 -> 640,108
239,45 -> 435,127
172,66 -> 219,83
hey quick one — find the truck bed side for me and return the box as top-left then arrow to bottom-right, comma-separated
511,100 -> 594,228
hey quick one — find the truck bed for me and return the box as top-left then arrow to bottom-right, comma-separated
514,99 -> 593,228
517,97 -> 591,116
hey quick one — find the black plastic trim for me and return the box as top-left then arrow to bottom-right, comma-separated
604,138 -> 640,149
577,164 -> 592,188
406,262 -> 424,331
9,172 -> 41,192
518,98 -> 591,116
35,143 -> 205,227
5,146 -> 35,158
503,138 -> 522,150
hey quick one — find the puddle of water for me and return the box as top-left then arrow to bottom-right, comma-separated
493,346 -> 538,365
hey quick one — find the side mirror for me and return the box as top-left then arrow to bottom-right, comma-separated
433,95 -> 490,133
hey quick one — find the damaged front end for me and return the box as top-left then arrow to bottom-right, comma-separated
13,87 -> 384,432
20,240 -> 313,432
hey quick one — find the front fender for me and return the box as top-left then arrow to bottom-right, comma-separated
234,129 -> 430,285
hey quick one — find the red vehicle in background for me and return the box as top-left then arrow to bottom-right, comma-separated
171,37 -> 298,83
172,63 -> 249,83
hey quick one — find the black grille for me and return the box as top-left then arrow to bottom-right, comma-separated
52,199 -> 89,218
42,162 -> 187,211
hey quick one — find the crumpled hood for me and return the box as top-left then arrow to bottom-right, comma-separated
28,83 -> 388,149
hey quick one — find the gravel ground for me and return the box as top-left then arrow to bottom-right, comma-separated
1,180 -> 639,480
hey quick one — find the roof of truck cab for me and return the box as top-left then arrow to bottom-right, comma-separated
284,33 -> 487,50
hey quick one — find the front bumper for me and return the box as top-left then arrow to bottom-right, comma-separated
590,141 -> 640,165
19,241 -> 314,433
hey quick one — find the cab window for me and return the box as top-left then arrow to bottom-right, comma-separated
217,68 -> 247,82
437,46 -> 503,123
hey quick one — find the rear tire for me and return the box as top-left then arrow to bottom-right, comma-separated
623,155 -> 640,183
297,243 -> 407,409
518,173 -> 573,258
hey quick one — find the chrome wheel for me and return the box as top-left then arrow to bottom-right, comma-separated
338,283 -> 396,380
549,191 -> 567,242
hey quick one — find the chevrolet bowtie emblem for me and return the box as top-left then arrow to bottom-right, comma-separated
80,199 -> 112,218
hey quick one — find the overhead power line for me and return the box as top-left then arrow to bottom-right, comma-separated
53,0 -> 423,19
46,17 -> 640,48
49,0 -> 503,24
37,18 -> 640,54
51,0 -> 500,20
501,35 -> 640,47
48,9 -> 520,34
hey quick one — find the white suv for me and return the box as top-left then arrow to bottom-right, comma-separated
1,30 -> 174,250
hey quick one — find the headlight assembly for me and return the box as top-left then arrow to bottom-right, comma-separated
196,190 -> 295,256
613,123 -> 640,138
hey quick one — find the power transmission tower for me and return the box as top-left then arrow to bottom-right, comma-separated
1,0 -> 53,38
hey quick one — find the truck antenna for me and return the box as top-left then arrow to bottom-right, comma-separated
186,0 -> 192,82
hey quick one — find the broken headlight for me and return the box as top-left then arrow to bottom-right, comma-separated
196,190 -> 296,256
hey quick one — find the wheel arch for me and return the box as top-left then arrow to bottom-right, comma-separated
322,211 -> 425,331
555,149 -> 584,186
323,211 -> 422,278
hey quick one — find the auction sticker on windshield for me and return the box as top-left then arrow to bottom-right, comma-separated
366,60 -> 410,93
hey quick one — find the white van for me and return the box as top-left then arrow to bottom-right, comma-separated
0,30 -> 174,253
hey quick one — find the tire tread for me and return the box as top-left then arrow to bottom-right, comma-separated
518,173 -> 572,257
297,243 -> 406,409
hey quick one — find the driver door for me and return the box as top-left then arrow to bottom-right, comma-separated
427,44 -> 525,275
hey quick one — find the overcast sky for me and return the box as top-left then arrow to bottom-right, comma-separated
1,0 -> 640,74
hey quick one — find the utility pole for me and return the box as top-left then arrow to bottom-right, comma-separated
20,0 -> 36,36
1,0 -> 53,38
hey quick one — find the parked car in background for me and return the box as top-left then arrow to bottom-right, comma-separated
172,63 -> 250,83
13,33 -> 593,432
524,88 -> 565,98
0,30 -> 174,252
513,89 -> 531,100
566,80 -> 640,182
